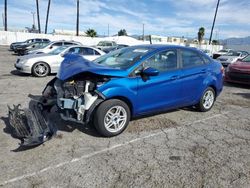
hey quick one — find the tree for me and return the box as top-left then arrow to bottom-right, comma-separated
198,27 -> 205,45
118,29 -> 127,36
86,28 -> 97,37
212,40 -> 219,45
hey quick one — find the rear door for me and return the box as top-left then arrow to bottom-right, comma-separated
179,49 -> 209,105
136,49 -> 183,114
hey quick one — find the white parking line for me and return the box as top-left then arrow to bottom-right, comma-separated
0,112 -> 229,186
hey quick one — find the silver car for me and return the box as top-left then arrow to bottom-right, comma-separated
15,45 -> 105,77
217,51 -> 248,67
28,40 -> 82,55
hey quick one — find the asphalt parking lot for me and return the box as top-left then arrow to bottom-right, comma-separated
0,45 -> 250,188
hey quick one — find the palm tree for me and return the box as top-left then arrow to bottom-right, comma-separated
118,29 -> 127,36
198,27 -> 205,45
86,29 -> 97,37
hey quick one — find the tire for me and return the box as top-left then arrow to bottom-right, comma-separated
32,62 -> 50,77
197,87 -> 215,112
94,99 -> 130,137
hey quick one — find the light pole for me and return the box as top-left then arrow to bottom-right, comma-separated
4,0 -> 7,31
76,0 -> 79,36
36,0 -> 41,33
45,0 -> 51,34
142,23 -> 144,41
31,11 -> 36,29
209,0 -> 220,45
108,24 -> 109,37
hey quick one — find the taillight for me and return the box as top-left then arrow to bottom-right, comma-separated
221,66 -> 225,76
221,66 -> 224,73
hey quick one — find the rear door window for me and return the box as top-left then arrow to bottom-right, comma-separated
81,47 -> 95,55
52,42 -> 63,47
181,50 -> 205,68
68,47 -> 81,54
64,42 -> 75,46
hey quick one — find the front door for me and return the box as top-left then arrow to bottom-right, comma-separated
136,49 -> 183,114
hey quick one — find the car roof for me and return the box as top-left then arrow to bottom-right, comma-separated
65,45 -> 105,53
130,44 -> 200,51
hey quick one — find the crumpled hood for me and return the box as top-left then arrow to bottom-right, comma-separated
57,54 -> 129,81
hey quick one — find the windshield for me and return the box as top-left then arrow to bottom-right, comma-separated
226,51 -> 239,56
93,47 -> 151,69
242,55 -> 250,62
40,41 -> 54,49
97,41 -> 112,46
219,49 -> 230,53
48,46 -> 68,55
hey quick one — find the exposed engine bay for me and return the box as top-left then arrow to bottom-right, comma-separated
8,73 -> 109,146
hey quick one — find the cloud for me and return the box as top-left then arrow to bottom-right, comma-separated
1,0 -> 250,39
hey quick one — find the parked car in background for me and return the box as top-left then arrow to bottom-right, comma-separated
102,44 -> 129,53
213,49 -> 233,59
28,40 -> 82,55
15,45 -> 105,77
15,41 -> 51,56
96,41 -> 117,51
200,49 -> 212,57
217,51 -> 249,67
10,38 -> 50,51
224,55 -> 250,85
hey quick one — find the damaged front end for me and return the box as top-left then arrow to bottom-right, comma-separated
8,73 -> 107,146
53,73 -> 107,124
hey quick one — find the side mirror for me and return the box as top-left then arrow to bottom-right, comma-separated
142,67 -> 159,76
60,52 -> 66,57
49,46 -> 53,49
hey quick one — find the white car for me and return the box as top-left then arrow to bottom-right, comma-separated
217,51 -> 249,67
213,49 -> 234,59
15,45 -> 105,77
28,40 -> 82,55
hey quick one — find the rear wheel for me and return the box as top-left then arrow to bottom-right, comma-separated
94,99 -> 130,137
32,62 -> 50,77
197,87 -> 215,112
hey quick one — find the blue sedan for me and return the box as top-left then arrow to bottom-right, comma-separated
42,45 -> 223,137
6,45 -> 213,140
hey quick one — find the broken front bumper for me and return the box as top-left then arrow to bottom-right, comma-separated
8,103 -> 56,146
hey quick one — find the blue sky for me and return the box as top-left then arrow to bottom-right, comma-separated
1,0 -> 250,39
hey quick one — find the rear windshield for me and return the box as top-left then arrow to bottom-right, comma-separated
242,55 -> 250,62
48,46 -> 68,55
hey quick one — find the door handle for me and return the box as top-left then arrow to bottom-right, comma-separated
200,69 -> 207,73
170,75 -> 179,80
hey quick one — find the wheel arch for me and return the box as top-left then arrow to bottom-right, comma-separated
107,96 -> 134,119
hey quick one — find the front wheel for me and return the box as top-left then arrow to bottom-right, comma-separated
197,87 -> 215,112
32,62 -> 50,77
94,99 -> 130,137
